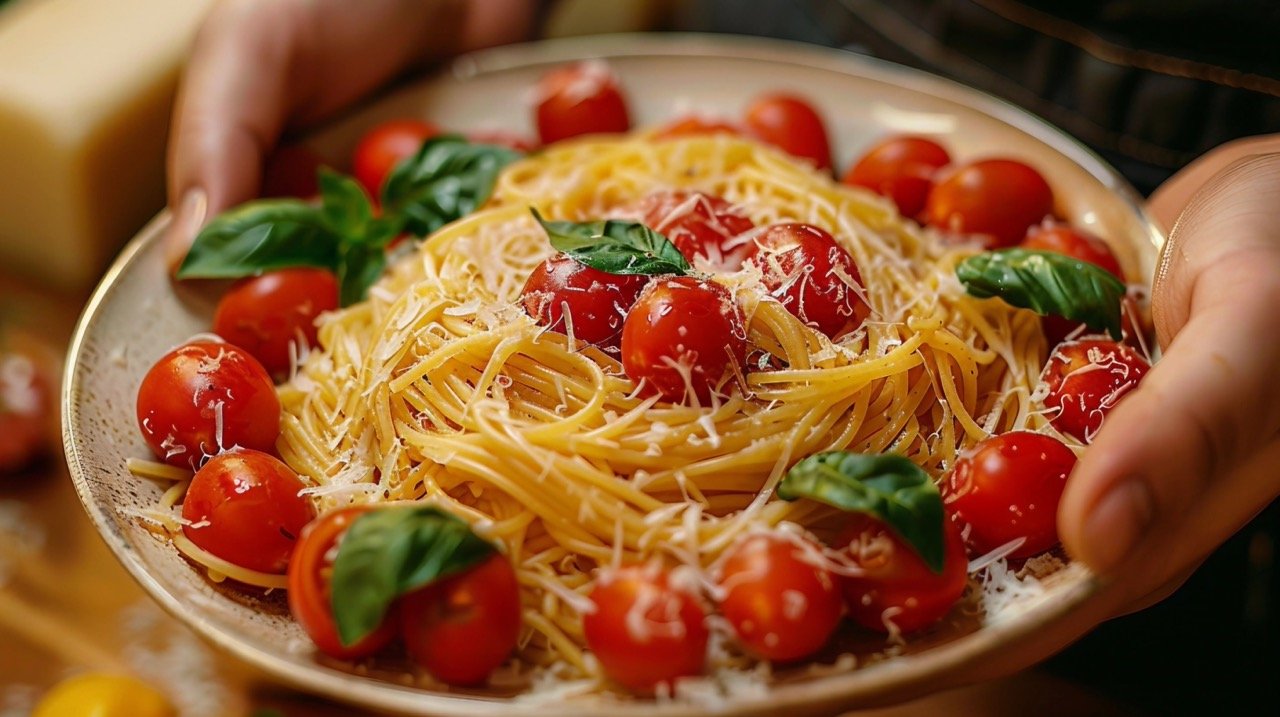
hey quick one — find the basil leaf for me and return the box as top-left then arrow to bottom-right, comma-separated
337,243 -> 388,307
176,200 -> 338,279
330,506 -> 496,646
778,451 -> 945,573
380,134 -> 522,237
531,209 -> 692,276
318,168 -> 374,237
956,249 -> 1126,340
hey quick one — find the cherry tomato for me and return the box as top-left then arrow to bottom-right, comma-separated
288,506 -> 398,660
1042,339 -> 1150,443
181,448 -> 316,574
743,93 -> 832,170
213,268 -> 339,379
1022,222 -> 1123,279
834,512 -> 968,635
631,190 -> 757,271
842,135 -> 951,218
261,144 -> 324,199
620,277 -> 747,405
521,253 -> 650,348
1041,290 -> 1143,349
718,533 -> 842,661
467,129 -> 538,153
32,674 -> 174,717
653,115 -> 742,140
584,565 -> 708,692
944,431 -> 1077,558
751,223 -> 870,338
535,62 -> 631,145
401,553 -> 522,686
136,341 -> 280,469
0,338 -> 54,474
924,159 -> 1055,248
351,119 -> 440,196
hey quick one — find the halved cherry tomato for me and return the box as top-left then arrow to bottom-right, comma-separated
620,277 -> 747,404
181,448 -> 316,574
1022,222 -> 1123,279
834,512 -> 968,635
136,341 -> 279,469
944,431 -> 1077,558
1042,339 -> 1150,443
288,506 -> 398,660
718,533 -> 842,661
261,144 -> 325,199
521,253 -> 650,348
924,159 -> 1054,248
584,564 -> 708,692
467,129 -> 538,153
751,223 -> 870,338
213,268 -> 339,379
401,553 -> 522,686
743,93 -> 832,170
842,136 -> 951,218
535,62 -> 631,145
653,115 -> 742,140
352,119 -> 440,196
630,190 -> 757,271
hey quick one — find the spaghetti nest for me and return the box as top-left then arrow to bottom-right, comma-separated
275,134 -> 1048,675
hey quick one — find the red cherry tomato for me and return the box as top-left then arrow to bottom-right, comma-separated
1022,222 -> 1123,279
924,159 -> 1055,248
1041,290 -> 1144,349
521,254 -> 650,348
136,341 -> 280,469
653,115 -> 742,140
842,136 -> 951,218
718,533 -> 842,661
1042,340 -> 1150,443
584,565 -> 708,692
0,338 -> 54,474
351,119 -> 440,196
631,191 -> 757,271
534,62 -> 631,145
834,512 -> 968,635
401,553 -> 522,686
620,277 -> 747,405
287,506 -> 398,660
213,268 -> 339,379
944,431 -> 1077,558
261,144 -> 325,199
181,448 -> 316,574
751,223 -> 870,338
467,130 -> 537,153
743,93 -> 832,170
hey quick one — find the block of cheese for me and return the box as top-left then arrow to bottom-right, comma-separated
0,0 -> 213,289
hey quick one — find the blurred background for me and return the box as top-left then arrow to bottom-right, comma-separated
1,0 -> 1276,714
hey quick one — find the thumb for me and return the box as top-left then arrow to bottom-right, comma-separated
1058,152 -> 1280,582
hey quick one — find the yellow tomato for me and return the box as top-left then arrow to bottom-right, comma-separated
32,674 -> 175,717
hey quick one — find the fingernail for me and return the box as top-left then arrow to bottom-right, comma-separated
1083,480 -> 1154,573
164,188 -> 208,274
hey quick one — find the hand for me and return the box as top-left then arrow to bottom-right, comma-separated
163,0 -> 541,270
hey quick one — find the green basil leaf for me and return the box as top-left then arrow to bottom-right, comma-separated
956,249 -> 1126,340
330,506 -> 496,646
380,134 -> 522,237
778,451 -> 946,573
176,200 -> 338,279
318,168 -> 374,237
531,208 -> 692,276
337,243 -> 388,307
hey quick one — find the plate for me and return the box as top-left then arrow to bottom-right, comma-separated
63,33 -> 1163,716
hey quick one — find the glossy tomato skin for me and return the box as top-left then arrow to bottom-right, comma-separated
653,115 -> 742,140
213,268 -> 339,379
842,136 -> 951,218
584,565 -> 709,692
521,254 -> 651,348
743,93 -> 832,170
401,553 -> 522,686
136,341 -> 280,469
352,119 -> 440,196
631,191 -> 757,271
944,431 -> 1077,558
718,533 -> 843,661
924,159 -> 1055,248
535,62 -> 631,145
835,512 -> 968,635
1042,340 -> 1150,442
752,223 -> 870,338
181,448 -> 316,574
288,506 -> 398,660
1022,222 -> 1123,279
620,277 -> 747,405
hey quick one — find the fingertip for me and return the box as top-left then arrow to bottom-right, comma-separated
164,188 -> 208,275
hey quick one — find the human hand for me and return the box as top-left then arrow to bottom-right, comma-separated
163,0 -> 541,270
